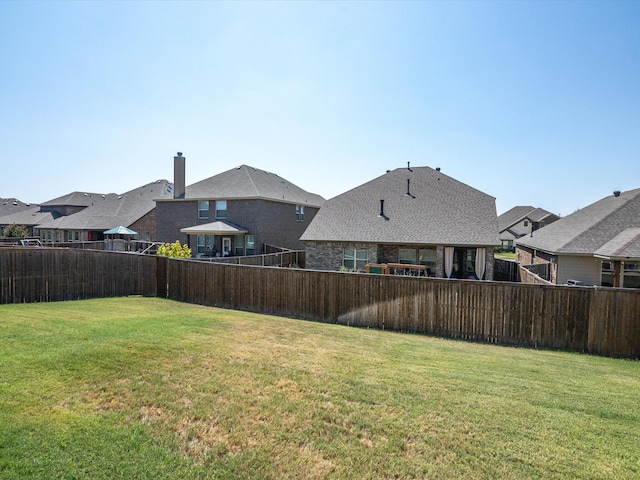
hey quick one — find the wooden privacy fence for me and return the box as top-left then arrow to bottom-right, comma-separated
1,248 -> 639,358
0,248 -> 157,302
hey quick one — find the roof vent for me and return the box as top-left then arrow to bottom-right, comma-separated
407,162 -> 412,172
406,179 -> 415,198
378,199 -> 389,220
436,167 -> 441,172
614,190 -> 621,197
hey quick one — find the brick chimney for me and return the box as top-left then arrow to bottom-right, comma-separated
174,152 -> 185,199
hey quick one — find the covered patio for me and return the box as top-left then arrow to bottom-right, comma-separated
181,220 -> 249,257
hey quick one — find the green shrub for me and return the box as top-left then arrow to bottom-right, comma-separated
157,240 -> 192,258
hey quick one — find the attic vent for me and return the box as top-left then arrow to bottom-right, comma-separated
614,190 -> 621,197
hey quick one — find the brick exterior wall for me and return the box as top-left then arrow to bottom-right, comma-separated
516,246 -> 558,284
129,209 -> 157,241
155,199 -> 319,254
305,241 -> 495,280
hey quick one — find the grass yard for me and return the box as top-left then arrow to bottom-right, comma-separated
1,297 -> 638,479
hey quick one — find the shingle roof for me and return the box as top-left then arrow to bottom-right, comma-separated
300,166 -> 498,246
36,180 -> 174,230
497,206 -> 535,232
517,188 -> 640,255
497,206 -> 557,233
0,206 -> 51,227
594,228 -> 640,259
0,198 -> 36,218
178,165 -> 325,207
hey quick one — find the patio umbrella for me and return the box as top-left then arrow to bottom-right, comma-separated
103,226 -> 138,235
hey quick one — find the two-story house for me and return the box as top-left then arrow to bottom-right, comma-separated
155,154 -> 325,257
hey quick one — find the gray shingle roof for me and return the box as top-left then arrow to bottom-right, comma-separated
594,228 -> 640,259
517,188 -> 640,255
0,206 -> 51,227
180,165 -> 325,207
498,206 -> 535,232
0,198 -> 36,218
498,206 -> 557,233
36,180 -> 174,230
300,166 -> 499,246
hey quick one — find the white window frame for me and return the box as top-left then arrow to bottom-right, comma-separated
198,201 -> 209,219
215,200 -> 227,219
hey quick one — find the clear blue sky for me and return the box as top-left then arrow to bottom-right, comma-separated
2,0 -> 639,216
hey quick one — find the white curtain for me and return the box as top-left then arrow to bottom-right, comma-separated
475,247 -> 486,280
444,247 -> 454,278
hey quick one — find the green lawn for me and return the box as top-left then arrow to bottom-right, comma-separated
1,297 -> 638,479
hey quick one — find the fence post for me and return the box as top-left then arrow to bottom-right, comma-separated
156,256 -> 167,298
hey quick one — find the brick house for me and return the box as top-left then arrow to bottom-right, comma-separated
516,188 -> 640,288
300,165 -> 499,279
155,154 -> 325,257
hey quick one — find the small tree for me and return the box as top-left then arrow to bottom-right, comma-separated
157,240 -> 192,258
3,224 -> 29,238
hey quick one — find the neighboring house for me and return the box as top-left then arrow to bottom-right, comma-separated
28,181 -> 173,243
300,165 -> 499,280
155,153 -> 325,257
0,198 -> 41,236
498,206 -> 560,250
516,189 -> 640,288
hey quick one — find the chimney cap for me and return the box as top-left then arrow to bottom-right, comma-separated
177,152 -> 183,157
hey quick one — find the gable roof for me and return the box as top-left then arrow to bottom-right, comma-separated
300,166 -> 498,246
498,205 -> 558,233
35,180 -> 174,230
517,188 -> 640,255
172,165 -> 325,208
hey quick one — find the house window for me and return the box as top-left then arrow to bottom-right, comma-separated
523,220 -> 529,227
398,248 -> 417,264
343,248 -> 368,272
296,205 -> 304,222
197,235 -> 206,255
234,236 -> 245,255
465,249 -> 477,277
198,201 -> 209,219
215,200 -> 227,219
419,248 -> 437,274
245,235 -> 255,255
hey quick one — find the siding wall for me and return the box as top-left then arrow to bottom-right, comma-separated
557,255 -> 602,286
